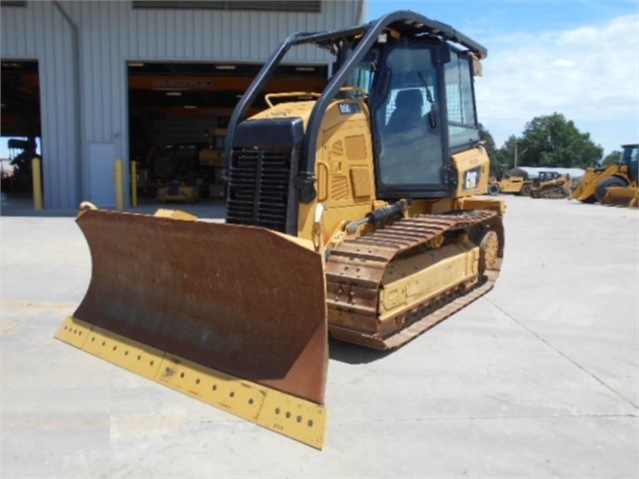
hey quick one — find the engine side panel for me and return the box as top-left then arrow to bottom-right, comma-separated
451,146 -> 491,197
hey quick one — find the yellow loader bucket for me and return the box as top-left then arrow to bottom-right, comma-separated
570,174 -> 596,202
56,209 -> 329,448
601,186 -> 639,208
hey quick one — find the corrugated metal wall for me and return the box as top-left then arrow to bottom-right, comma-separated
0,0 -> 365,208
1,2 -> 81,208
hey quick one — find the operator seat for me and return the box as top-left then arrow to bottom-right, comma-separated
386,89 -> 423,134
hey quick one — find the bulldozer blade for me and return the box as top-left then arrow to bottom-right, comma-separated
56,209 -> 329,448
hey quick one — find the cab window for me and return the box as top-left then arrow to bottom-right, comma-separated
372,43 -> 444,189
445,50 -> 480,148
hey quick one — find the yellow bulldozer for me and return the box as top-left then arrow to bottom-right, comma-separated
530,171 -> 572,199
56,11 -> 505,449
571,144 -> 638,205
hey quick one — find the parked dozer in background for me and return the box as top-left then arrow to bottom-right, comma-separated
56,11 -> 505,449
530,171 -> 571,199
571,144 -> 638,205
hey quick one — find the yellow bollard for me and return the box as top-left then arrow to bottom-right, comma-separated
131,161 -> 138,207
115,158 -> 125,211
31,157 -> 43,210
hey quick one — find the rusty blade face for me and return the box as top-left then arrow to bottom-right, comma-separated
74,210 -> 328,405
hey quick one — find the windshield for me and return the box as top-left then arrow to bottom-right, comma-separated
622,145 -> 638,178
621,145 -> 638,165
372,43 -> 444,190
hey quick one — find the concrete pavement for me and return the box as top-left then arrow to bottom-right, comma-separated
1,196 -> 637,478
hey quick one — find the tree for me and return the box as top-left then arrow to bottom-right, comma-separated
478,123 -> 501,174
492,135 -> 521,176
516,113 -> 603,168
601,150 -> 622,166
478,123 -> 496,159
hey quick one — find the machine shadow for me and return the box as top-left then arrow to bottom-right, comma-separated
328,337 -> 392,365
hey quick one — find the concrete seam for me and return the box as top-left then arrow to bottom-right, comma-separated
486,298 -> 639,410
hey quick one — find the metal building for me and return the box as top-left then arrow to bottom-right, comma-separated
0,0 -> 366,208
509,166 -> 586,180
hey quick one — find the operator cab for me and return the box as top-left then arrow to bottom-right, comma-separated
621,144 -> 638,180
225,11 -> 488,234
353,36 -> 482,199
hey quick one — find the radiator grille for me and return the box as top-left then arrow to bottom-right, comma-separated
226,148 -> 293,233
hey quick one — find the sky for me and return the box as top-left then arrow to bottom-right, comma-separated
366,0 -> 639,156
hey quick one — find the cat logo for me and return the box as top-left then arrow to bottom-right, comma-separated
464,166 -> 482,190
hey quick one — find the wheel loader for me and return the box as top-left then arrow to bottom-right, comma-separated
600,144 -> 638,207
571,143 -> 638,204
55,11 -> 505,449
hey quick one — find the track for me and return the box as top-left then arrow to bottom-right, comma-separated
531,185 -> 568,199
325,210 -> 503,349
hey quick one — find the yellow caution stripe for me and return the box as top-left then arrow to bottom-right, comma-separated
55,316 -> 327,449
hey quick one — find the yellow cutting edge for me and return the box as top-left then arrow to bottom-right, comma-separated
55,316 -> 327,449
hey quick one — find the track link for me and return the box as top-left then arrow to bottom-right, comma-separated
532,185 -> 568,199
325,210 -> 503,349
